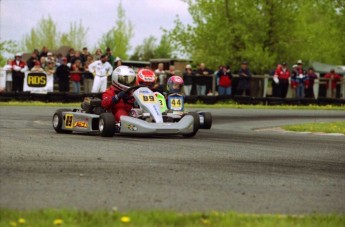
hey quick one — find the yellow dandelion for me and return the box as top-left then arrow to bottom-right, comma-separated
120,216 -> 131,223
9,221 -> 17,227
53,219 -> 64,225
18,218 -> 26,224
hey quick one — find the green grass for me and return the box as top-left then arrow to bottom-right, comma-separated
282,121 -> 345,134
0,101 -> 345,110
1,209 -> 344,227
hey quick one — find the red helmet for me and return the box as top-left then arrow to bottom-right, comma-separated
167,75 -> 184,93
136,68 -> 156,88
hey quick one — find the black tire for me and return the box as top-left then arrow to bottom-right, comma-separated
183,112 -> 200,138
52,109 -> 72,134
99,113 -> 115,137
202,112 -> 212,129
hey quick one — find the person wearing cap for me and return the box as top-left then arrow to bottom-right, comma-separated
114,57 -> 122,67
274,62 -> 291,98
291,60 -> 307,98
237,61 -> 252,96
182,64 -> 194,96
56,57 -> 71,92
10,53 -> 28,92
324,69 -> 341,98
88,54 -> 113,93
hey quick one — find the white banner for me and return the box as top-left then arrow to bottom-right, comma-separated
23,71 -> 54,94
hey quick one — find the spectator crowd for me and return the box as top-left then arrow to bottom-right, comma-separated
0,46 -> 344,99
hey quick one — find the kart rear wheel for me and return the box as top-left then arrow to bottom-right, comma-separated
183,112 -> 200,138
99,113 -> 115,137
52,109 -> 72,134
203,112 -> 212,129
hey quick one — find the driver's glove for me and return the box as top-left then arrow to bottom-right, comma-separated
112,91 -> 127,104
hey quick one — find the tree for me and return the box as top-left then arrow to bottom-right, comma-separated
60,20 -> 89,50
154,34 -> 173,58
22,15 -> 60,52
167,0 -> 345,72
0,40 -> 18,65
130,36 -> 157,61
98,2 -> 133,59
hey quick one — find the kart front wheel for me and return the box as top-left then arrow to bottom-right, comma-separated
183,112 -> 200,138
99,113 -> 115,137
52,109 -> 72,134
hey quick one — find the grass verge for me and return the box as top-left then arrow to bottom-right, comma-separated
0,101 -> 345,110
1,209 -> 344,227
282,121 -> 345,134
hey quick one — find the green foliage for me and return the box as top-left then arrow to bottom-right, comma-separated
130,34 -> 173,61
130,36 -> 157,61
60,20 -> 89,50
167,0 -> 345,72
22,15 -> 60,51
0,40 -> 18,66
98,2 -> 133,60
1,209 -> 345,227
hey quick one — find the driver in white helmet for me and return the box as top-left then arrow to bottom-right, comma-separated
101,65 -> 137,122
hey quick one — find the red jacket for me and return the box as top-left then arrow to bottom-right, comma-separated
324,73 -> 341,89
11,60 -> 26,77
275,67 -> 290,80
101,85 -> 134,122
70,65 -> 82,82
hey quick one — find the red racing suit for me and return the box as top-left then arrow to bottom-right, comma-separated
101,85 -> 134,122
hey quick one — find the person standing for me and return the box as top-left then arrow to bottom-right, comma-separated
324,69 -> 341,98
26,51 -> 39,70
44,61 -> 56,92
305,67 -> 318,98
217,65 -> 233,96
182,64 -> 194,96
83,55 -> 94,93
275,62 -> 291,98
70,59 -> 83,93
237,61 -> 252,96
88,54 -> 113,93
291,60 -> 307,98
154,63 -> 167,93
55,57 -> 70,92
3,59 -> 13,92
105,47 -> 115,67
195,63 -> 213,96
11,53 -> 28,92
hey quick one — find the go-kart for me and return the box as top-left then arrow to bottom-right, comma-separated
52,86 -> 199,137
154,92 -> 212,129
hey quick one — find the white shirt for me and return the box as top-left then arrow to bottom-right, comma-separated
88,60 -> 113,77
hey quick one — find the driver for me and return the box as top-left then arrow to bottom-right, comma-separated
167,75 -> 184,94
101,65 -> 136,122
136,68 -> 156,89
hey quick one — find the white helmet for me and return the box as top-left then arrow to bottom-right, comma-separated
111,65 -> 136,91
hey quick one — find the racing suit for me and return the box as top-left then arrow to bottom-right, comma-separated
101,85 -> 134,122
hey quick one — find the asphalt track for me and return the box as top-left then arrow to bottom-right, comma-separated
0,106 -> 344,214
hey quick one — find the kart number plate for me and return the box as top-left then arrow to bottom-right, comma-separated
65,114 -> 74,129
140,94 -> 156,103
